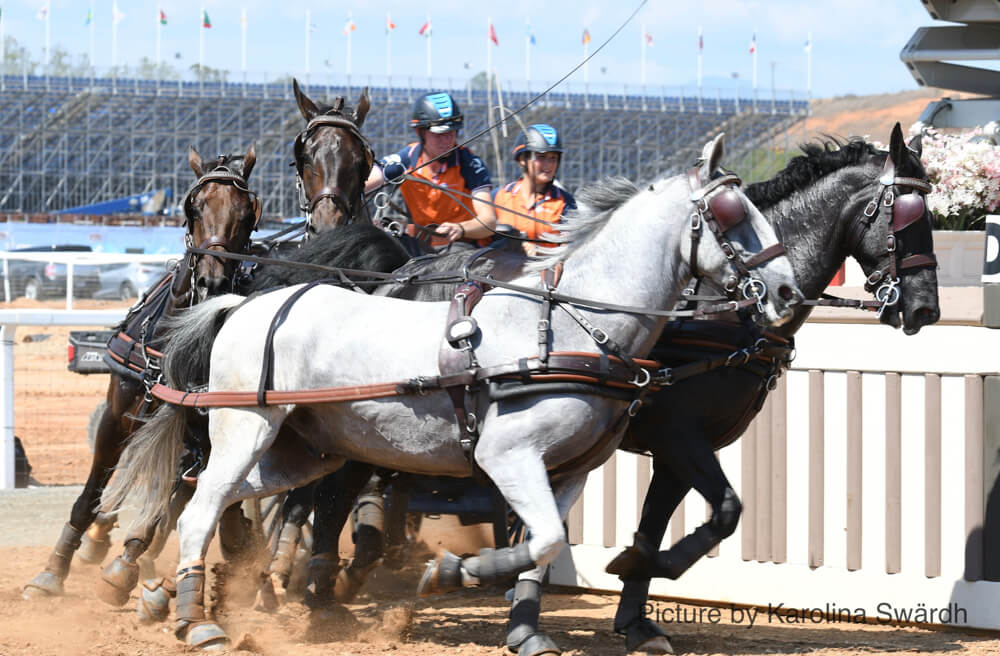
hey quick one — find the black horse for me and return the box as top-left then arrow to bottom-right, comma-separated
263,124 -> 940,656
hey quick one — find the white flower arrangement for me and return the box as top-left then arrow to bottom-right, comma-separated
911,123 -> 1000,230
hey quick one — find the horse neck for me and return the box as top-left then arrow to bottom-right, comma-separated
165,252 -> 194,314
553,184 -> 686,355
759,168 -> 870,338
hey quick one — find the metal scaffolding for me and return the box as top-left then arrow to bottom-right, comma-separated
0,75 -> 807,217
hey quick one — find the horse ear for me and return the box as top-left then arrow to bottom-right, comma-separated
888,122 -> 905,164
188,146 -> 205,177
242,143 -> 257,179
699,133 -> 725,179
907,133 -> 923,159
293,78 -> 319,121
354,87 -> 371,127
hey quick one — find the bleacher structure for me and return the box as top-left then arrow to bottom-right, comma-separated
0,75 -> 808,217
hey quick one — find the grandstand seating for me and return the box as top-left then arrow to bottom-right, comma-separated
0,75 -> 807,217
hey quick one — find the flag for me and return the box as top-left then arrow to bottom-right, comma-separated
489,22 -> 498,46
386,15 -> 396,33
85,8 -> 92,25
748,32 -> 756,54
343,18 -> 355,35
803,37 -> 811,53
419,20 -> 431,37
530,33 -> 536,45
159,10 -> 167,25
202,9 -> 211,28
240,11 -> 247,28
36,2 -> 49,20
112,2 -> 125,25
582,29 -> 591,45
644,32 -> 653,47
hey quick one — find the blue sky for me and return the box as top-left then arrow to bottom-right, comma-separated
2,0 -> 941,98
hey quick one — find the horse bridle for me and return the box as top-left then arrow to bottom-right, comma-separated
293,108 -> 375,234
686,166 -> 788,314
181,162 -> 262,290
846,154 -> 936,317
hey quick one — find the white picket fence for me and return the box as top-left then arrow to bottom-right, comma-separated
550,319 -> 1000,630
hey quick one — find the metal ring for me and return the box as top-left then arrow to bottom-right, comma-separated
373,191 -> 390,210
631,368 -> 651,388
741,278 -> 767,301
875,281 -> 901,307
386,221 -> 403,237
628,399 -> 643,417
864,200 -> 879,217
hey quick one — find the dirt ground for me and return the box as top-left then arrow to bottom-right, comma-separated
5,295 -> 1000,654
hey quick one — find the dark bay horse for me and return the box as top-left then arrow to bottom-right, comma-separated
86,84 -> 386,612
271,125 -> 940,655
23,145 -> 262,600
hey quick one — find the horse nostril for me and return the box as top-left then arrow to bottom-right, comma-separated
778,285 -> 798,303
916,307 -> 940,326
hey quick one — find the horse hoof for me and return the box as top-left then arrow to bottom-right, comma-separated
22,572 -> 64,599
137,577 -> 175,623
97,556 -> 139,607
634,635 -> 674,654
625,617 -> 673,655
184,622 -> 230,651
77,534 -> 112,565
517,632 -> 561,655
333,566 -> 365,603
417,552 -> 463,597
253,574 -> 280,612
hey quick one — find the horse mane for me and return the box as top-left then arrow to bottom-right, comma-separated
744,138 -> 881,210
246,222 -> 409,291
531,175 -> 639,270
313,96 -> 361,125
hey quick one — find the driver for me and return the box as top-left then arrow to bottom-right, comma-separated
365,92 -> 497,249
492,124 -> 575,255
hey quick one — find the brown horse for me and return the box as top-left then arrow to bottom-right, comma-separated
22,145 -> 262,601
290,80 -> 373,235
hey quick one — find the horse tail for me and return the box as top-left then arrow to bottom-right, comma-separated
160,293 -> 245,390
100,402 -> 186,529
100,293 -> 244,530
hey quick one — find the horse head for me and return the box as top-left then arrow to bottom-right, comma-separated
183,144 -> 261,302
851,123 -> 940,334
292,79 -> 374,235
685,133 -> 801,326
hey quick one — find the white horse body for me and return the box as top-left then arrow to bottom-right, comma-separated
106,135 -> 801,649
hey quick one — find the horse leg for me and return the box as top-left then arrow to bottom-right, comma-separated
98,481 -> 194,607
268,483 -> 316,593
418,441 -> 566,599
608,459 -> 689,655
306,461 -> 375,609
505,474 -> 586,656
24,393 -> 128,599
77,511 -> 117,565
334,470 -> 390,602
381,474 -> 413,569
173,407 -> 288,650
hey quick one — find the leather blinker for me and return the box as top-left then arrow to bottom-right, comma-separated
892,192 -> 925,232
707,188 -> 746,232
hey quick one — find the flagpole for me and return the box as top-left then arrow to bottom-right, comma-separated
426,14 -> 432,82
304,9 -> 310,83
89,0 -> 95,73
486,17 -> 492,92
44,7 -> 50,72
525,19 -> 531,89
583,37 -> 589,85
752,29 -> 758,91
112,2 -> 118,71
346,11 -> 353,82
640,22 -> 646,87
198,5 -> 205,73
1,3 -> 5,88
241,9 -> 247,84
386,12 -> 392,81
697,25 -> 703,111
806,31 -> 812,101
155,8 -> 162,77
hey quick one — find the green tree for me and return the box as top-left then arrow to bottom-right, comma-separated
2,35 -> 38,76
137,56 -> 179,81
190,63 -> 228,82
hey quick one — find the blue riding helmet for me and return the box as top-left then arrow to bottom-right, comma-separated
410,92 -> 464,134
512,124 -> 564,160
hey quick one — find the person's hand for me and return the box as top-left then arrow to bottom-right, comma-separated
434,222 -> 466,243
521,241 -> 538,256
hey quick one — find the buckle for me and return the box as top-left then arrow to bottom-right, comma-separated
591,328 -> 609,345
721,242 -> 736,260
690,212 -> 702,232
726,348 -> 751,367
654,368 -> 674,386
630,368 -> 651,388
863,200 -> 879,217
628,399 -> 643,417
883,190 -> 895,207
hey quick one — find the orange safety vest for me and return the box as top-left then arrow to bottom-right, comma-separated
493,180 -> 572,242
399,152 -> 477,228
